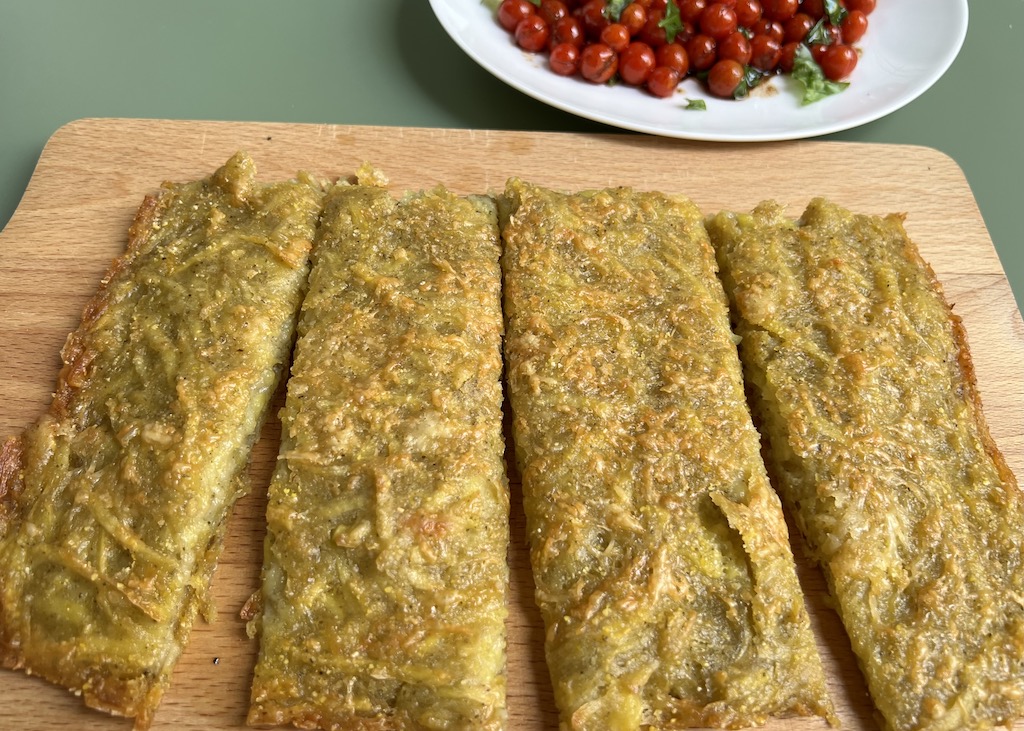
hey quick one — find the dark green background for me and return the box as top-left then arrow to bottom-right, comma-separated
1,0 -> 1020,308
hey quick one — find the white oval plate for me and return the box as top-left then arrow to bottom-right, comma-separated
429,0 -> 968,142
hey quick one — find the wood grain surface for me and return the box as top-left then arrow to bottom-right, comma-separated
0,118 -> 1022,731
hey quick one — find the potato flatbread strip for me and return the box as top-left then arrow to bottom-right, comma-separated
0,152 -> 322,729
500,179 -> 833,730
707,198 -> 1024,731
248,182 -> 509,730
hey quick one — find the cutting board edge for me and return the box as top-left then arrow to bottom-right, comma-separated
0,117 -> 987,237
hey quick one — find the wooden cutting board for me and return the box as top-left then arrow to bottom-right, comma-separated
1,118 -> 1022,731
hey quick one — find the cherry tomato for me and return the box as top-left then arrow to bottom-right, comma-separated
749,18 -> 784,43
707,58 -> 744,97
498,0 -> 536,32
656,42 -> 690,75
686,33 -> 718,70
783,13 -> 814,43
699,3 -> 738,41
676,20 -> 697,44
577,0 -> 609,39
638,8 -> 668,45
678,0 -> 707,23
809,42 -> 829,63
749,33 -> 780,70
841,10 -> 868,43
540,0 -> 570,25
820,43 -> 857,80
551,15 -> 585,47
761,0 -> 797,22
779,41 -> 799,71
646,65 -> 681,97
580,41 -> 619,82
620,3 -> 648,35
844,0 -> 875,14
800,0 -> 825,19
734,0 -> 762,27
619,41 -> 657,84
515,15 -> 551,51
718,30 -> 751,65
601,22 -> 631,52
549,42 -> 581,74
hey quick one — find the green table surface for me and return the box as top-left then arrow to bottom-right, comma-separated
0,0 -> 1021,310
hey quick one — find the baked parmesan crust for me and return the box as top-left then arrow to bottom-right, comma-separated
707,199 -> 1024,731
247,182 -> 509,730
500,179 -> 834,730
0,153 -> 322,729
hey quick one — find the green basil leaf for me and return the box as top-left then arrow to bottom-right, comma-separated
824,0 -> 848,26
659,2 -> 683,43
733,65 -> 769,99
604,0 -> 629,21
685,99 -> 707,110
791,44 -> 849,104
805,17 -> 833,45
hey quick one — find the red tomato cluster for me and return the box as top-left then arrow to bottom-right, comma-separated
496,0 -> 874,99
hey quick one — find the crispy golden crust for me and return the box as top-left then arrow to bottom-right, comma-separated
500,179 -> 833,731
0,153 -> 322,729
707,198 -> 1024,731
248,183 -> 509,730
0,437 -> 24,534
